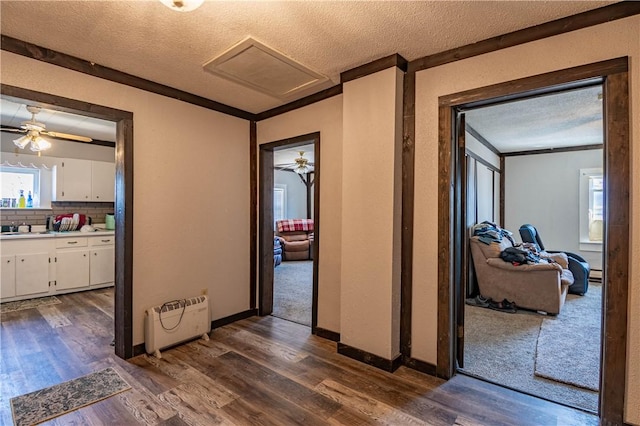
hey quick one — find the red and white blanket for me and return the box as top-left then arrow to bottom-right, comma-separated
276,219 -> 314,232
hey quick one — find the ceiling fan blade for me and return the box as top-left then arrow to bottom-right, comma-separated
0,127 -> 27,133
42,131 -> 92,142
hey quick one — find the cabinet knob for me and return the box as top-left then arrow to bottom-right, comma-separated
94,253 -> 97,256
83,254 -> 87,257
21,259 -> 24,262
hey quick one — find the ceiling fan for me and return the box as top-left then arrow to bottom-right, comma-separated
0,105 -> 92,152
275,151 -> 315,174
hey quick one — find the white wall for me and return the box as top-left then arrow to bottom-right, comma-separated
466,132 -> 500,169
1,50 -> 251,345
340,67 -> 403,360
505,150 -> 603,269
258,96 -> 343,333
274,169 -> 308,220
414,16 -> 640,423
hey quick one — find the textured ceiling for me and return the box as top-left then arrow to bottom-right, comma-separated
466,85 -> 603,153
0,1 -> 614,114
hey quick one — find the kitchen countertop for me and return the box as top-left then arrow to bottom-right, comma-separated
0,229 -> 115,240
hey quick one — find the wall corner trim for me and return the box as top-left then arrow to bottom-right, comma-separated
337,343 -> 402,372
341,54 -> 408,84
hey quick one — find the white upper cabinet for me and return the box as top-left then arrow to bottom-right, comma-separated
54,159 -> 115,202
91,161 -> 115,202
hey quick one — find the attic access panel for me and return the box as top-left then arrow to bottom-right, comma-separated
203,37 -> 329,100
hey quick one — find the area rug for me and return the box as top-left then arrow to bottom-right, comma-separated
10,367 -> 131,426
0,296 -> 61,313
534,284 -> 602,391
273,260 -> 312,326
464,288 -> 600,412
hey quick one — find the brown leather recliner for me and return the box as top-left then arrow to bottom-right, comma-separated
276,219 -> 314,261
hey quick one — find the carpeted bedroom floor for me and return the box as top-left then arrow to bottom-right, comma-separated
273,260 -> 313,326
463,283 -> 602,413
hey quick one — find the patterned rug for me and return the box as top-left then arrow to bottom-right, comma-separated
0,296 -> 61,313
10,367 -> 131,426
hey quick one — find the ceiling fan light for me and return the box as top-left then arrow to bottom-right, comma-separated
13,135 -> 30,149
159,0 -> 204,12
295,165 -> 309,175
29,136 -> 52,152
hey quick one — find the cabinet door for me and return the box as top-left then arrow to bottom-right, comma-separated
90,246 -> 115,285
15,252 -> 50,296
1,255 -> 16,299
56,250 -> 90,291
58,158 -> 92,201
91,161 -> 115,202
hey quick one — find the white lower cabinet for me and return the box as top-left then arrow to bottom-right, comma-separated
1,255 -> 17,298
16,252 -> 51,296
1,239 -> 53,299
0,232 -> 114,303
90,246 -> 115,286
56,249 -> 90,291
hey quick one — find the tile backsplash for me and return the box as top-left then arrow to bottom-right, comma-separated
1,202 -> 114,227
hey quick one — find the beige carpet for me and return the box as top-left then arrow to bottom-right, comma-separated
463,284 -> 602,412
273,260 -> 312,326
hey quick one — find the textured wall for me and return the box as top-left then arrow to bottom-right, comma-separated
505,150 -> 604,269
1,50 -> 251,345
258,96 -> 343,333
340,67 -> 403,360
414,16 -> 639,424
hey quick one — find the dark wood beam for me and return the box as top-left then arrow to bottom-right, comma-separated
1,35 -> 255,121
255,85 -> 343,122
409,2 -> 640,73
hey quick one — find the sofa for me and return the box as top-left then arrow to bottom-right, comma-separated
470,236 -> 574,315
519,224 -> 590,295
276,219 -> 314,261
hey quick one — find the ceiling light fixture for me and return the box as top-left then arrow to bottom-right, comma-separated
11,107 -> 52,152
14,132 -> 52,152
294,151 -> 310,175
159,0 -> 204,12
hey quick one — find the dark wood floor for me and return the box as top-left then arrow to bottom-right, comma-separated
0,288 -> 598,425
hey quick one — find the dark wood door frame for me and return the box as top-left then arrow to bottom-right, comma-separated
258,132 -> 321,332
437,57 -> 630,424
1,84 -> 135,359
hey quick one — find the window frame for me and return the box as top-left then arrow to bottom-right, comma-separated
0,165 -> 41,208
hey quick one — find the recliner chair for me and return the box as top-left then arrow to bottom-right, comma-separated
519,224 -> 590,295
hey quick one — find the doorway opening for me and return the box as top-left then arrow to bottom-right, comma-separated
259,132 -> 320,331
457,84 -> 604,412
1,84 -> 134,359
436,58 -> 630,424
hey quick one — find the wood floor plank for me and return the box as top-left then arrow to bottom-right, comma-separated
0,288 -> 599,426
315,379 -> 434,426
37,304 -> 72,328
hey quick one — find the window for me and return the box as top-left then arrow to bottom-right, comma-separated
588,175 -> 603,241
274,184 -> 287,228
579,168 -> 603,250
0,166 -> 40,208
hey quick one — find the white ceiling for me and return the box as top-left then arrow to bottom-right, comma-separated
465,85 -> 603,153
0,0 -> 613,114
0,2 -> 614,149
274,143 -> 315,173
0,98 -> 117,143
